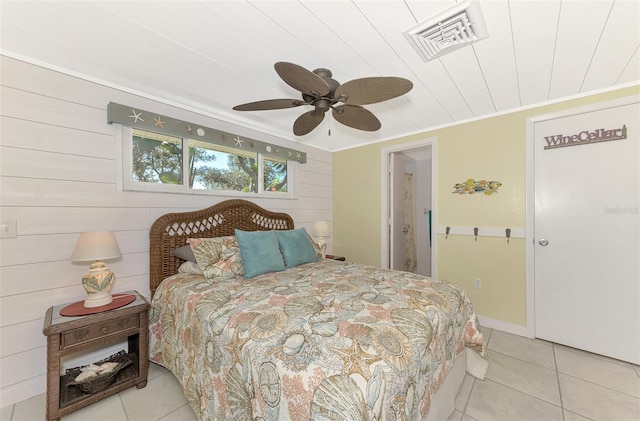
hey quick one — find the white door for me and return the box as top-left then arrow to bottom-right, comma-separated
390,153 -> 406,271
534,101 -> 639,364
381,138 -> 437,276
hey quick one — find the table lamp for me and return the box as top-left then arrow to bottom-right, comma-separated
313,221 -> 330,258
71,231 -> 121,308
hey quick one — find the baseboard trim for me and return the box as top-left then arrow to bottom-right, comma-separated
0,375 -> 45,409
478,315 -> 527,337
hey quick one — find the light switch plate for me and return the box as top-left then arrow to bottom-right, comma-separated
0,220 -> 17,238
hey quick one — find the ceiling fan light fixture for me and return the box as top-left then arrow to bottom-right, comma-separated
315,98 -> 332,112
403,0 -> 489,62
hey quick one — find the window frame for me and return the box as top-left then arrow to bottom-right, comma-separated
120,126 -> 295,198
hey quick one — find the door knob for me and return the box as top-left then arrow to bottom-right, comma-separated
538,238 -> 549,246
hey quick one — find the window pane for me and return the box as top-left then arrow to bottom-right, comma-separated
264,156 -> 288,192
132,129 -> 183,185
188,139 -> 258,192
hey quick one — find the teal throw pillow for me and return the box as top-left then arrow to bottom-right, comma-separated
275,228 -> 319,268
235,229 -> 285,278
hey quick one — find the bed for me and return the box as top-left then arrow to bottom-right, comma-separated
148,199 -> 487,420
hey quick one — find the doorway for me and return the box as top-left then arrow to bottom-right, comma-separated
525,95 -> 639,363
381,138 -> 437,277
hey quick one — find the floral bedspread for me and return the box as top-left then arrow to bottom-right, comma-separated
149,259 -> 485,420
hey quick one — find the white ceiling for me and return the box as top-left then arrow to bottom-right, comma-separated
1,0 -> 638,152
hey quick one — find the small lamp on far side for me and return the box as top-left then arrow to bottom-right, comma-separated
71,231 -> 121,308
313,221 -> 330,258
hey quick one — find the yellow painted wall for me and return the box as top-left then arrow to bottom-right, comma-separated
333,85 -> 639,328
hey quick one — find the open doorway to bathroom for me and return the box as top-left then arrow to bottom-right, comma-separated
381,138 -> 437,277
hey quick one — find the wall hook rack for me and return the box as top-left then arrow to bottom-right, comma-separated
436,226 -> 524,240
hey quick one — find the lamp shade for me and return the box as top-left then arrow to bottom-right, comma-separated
313,221 -> 330,237
71,231 -> 121,262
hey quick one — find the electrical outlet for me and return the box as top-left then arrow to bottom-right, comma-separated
473,278 -> 482,289
0,220 -> 17,239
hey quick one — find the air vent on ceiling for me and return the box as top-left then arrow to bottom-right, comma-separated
403,0 -> 489,62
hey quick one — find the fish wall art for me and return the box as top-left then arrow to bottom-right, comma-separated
453,179 -> 502,195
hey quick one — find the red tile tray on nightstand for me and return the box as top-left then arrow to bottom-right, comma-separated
59,294 -> 136,316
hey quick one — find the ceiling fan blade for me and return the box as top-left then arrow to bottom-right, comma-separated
335,77 -> 413,105
332,105 -> 381,131
275,62 -> 330,97
293,110 -> 325,136
233,99 -> 305,111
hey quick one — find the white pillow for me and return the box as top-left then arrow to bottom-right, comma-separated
177,261 -> 203,275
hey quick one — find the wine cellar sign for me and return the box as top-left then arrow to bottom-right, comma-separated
543,125 -> 627,150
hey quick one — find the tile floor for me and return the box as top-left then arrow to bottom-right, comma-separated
2,327 -> 639,420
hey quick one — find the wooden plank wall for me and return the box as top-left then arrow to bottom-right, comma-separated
0,55 -> 333,407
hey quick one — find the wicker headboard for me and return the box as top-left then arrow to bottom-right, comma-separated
149,199 -> 294,297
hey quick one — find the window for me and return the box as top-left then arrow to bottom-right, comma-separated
188,138 -> 259,193
132,130 -> 183,185
123,128 -> 292,196
263,156 -> 288,193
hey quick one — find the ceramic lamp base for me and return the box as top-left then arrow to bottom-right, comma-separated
84,292 -> 113,308
316,238 -> 327,259
82,261 -> 115,308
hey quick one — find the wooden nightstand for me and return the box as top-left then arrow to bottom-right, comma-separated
325,254 -> 346,261
42,291 -> 150,421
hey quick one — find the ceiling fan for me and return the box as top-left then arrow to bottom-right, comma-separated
233,62 -> 413,136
